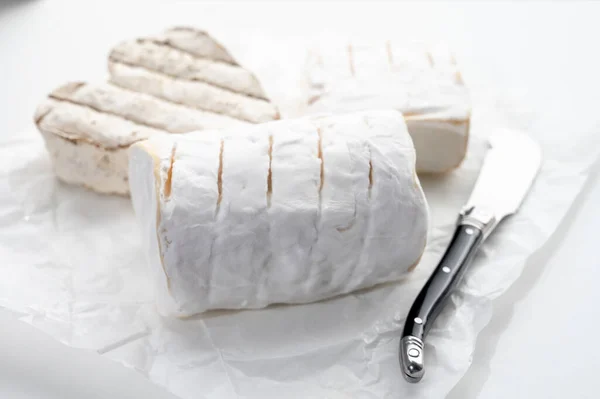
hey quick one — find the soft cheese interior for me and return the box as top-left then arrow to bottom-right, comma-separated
129,110 -> 429,316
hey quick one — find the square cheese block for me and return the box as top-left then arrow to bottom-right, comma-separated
34,27 -> 279,195
304,41 -> 470,173
129,109 -> 429,317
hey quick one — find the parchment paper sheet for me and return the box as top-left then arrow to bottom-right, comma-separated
1,29 -> 599,399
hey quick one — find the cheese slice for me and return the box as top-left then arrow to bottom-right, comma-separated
304,41 -> 471,173
34,27 -> 278,195
129,110 -> 429,317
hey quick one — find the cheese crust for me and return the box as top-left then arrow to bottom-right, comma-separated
304,41 -> 471,173
34,27 -> 278,195
129,110 -> 429,316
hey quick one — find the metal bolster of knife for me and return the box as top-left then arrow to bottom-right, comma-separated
458,205 -> 498,238
400,335 -> 425,382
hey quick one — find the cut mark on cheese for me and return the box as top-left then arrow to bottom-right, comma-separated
305,123 -> 324,288
267,135 -> 273,208
205,138 -> 225,304
217,139 -> 224,208
152,140 -> 173,292
259,134 -> 274,303
316,125 -> 324,241
317,127 -> 324,193
455,70 -> 464,85
348,44 -> 356,77
368,159 -> 374,193
386,40 -> 394,68
426,51 -> 434,67
164,144 -> 177,199
344,142 -> 373,291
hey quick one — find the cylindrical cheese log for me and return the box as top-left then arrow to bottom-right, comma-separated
129,110 -> 429,317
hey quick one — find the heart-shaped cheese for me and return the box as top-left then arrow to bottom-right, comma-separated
34,27 -> 279,195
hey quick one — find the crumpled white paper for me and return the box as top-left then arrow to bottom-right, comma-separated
1,37 -> 599,399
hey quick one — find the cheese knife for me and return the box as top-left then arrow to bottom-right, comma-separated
399,130 -> 542,383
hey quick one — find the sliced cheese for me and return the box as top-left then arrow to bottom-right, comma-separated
129,110 -> 429,316
305,41 -> 470,173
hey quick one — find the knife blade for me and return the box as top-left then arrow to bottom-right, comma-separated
399,130 -> 542,383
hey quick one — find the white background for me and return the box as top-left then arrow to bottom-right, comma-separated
1,1 -> 599,398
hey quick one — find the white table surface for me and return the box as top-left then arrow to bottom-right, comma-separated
1,1 -> 599,398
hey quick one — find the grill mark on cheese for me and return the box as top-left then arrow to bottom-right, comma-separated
101,81 -> 247,131
347,44 -> 356,77
39,124 -> 142,151
157,26 -> 239,66
51,81 -> 86,97
164,144 -> 177,199
307,95 -> 320,106
146,38 -> 238,66
140,39 -> 263,98
267,135 -> 273,208
37,99 -> 162,149
34,107 -> 52,125
48,94 -> 164,132
108,50 -> 268,101
109,61 -> 275,123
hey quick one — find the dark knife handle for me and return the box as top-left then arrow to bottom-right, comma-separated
400,223 -> 484,382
